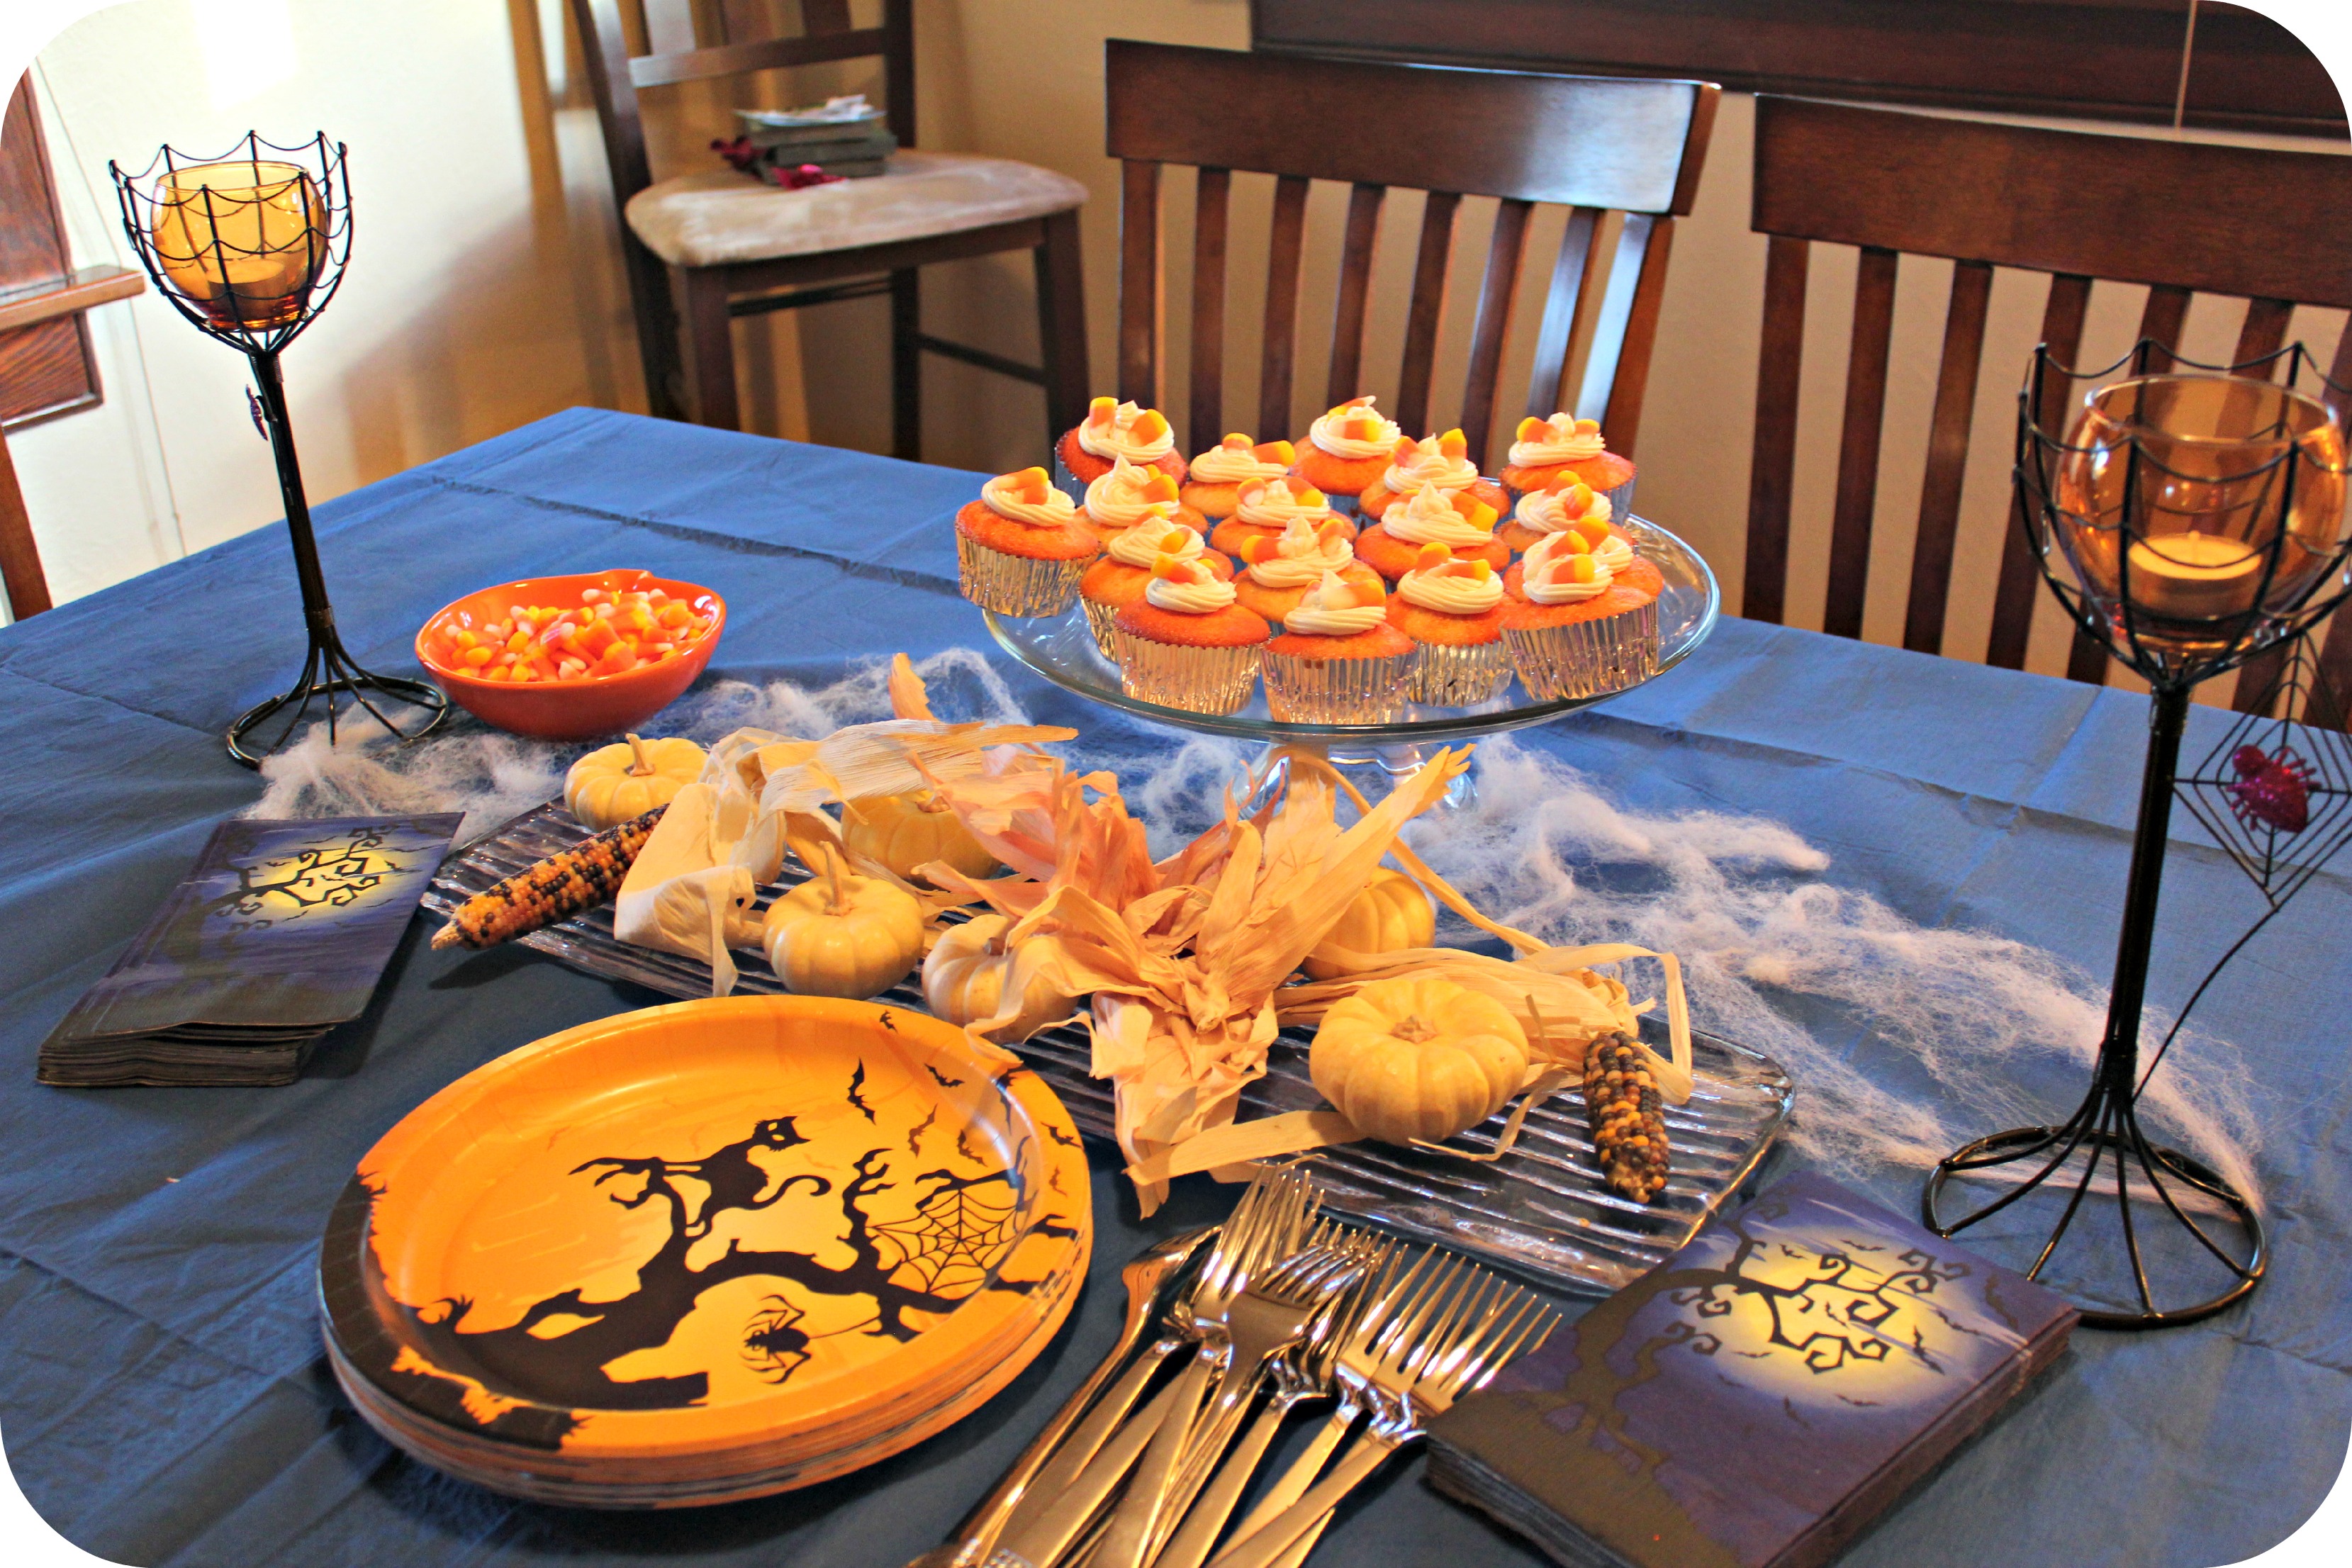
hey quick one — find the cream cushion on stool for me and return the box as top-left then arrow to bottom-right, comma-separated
625,151 -> 1089,269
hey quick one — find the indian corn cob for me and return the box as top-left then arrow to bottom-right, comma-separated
1583,1032 -> 1669,1203
430,806 -> 665,951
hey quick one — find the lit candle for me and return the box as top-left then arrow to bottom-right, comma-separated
150,160 -> 325,330
2123,530 -> 2264,620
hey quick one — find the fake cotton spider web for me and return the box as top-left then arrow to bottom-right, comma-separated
870,1170 -> 1028,1301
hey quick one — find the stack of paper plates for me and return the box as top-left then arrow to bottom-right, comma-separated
318,995 -> 1091,1506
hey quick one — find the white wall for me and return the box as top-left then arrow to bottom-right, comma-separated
10,0 -> 2350,705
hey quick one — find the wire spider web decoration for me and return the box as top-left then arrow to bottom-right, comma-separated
869,1167 -> 1030,1302
2175,634 -> 2352,913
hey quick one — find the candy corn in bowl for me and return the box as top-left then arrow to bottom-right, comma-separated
417,569 -> 724,739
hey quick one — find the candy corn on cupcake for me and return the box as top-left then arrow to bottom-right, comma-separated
1356,483 -> 1509,581
1082,454 -> 1204,542
955,466 -> 1099,616
1058,397 -> 1183,494
1387,543 -> 1511,705
1262,569 -> 1416,723
1292,396 -> 1402,510
1499,472 -> 1617,554
1181,433 -> 1297,520
1209,475 -> 1356,558
1501,527 -> 1663,700
1078,521 -> 1233,659
1356,429 -> 1511,521
1232,513 -> 1379,625
1110,556 -> 1270,715
1500,413 -> 1635,500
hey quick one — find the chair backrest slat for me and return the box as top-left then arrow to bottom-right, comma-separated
1597,211 -> 1678,454
1905,259 -> 1995,656
1988,272 -> 2092,671
1742,233 -> 1810,628
1258,174 -> 1311,436
1189,167 -> 1231,447
1119,158 -> 1163,406
1324,183 -> 1387,408
1824,246 -> 1900,640
2234,298 -> 2295,367
1107,40 -> 1715,456
1461,198 -> 1535,464
802,0 -> 850,31
1395,191 -> 1462,437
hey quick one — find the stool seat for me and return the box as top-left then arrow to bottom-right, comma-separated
626,152 -> 1089,269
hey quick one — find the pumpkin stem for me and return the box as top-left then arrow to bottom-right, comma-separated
823,842 -> 848,915
625,732 -> 652,778
1391,1014 -> 1440,1043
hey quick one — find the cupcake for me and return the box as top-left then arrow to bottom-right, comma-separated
1078,521 -> 1233,659
1499,413 -> 1635,504
1209,475 -> 1357,558
1503,522 -> 1647,598
1501,530 -> 1664,700
1058,396 -> 1184,495
1292,396 -> 1402,512
1232,514 -> 1381,625
1499,474 -> 1615,554
1356,483 -> 1509,581
1181,433 -> 1297,520
954,466 -> 1099,616
1262,569 -> 1417,723
1110,556 -> 1271,715
1355,429 -> 1511,522
1387,543 -> 1511,705
1083,454 -> 1206,542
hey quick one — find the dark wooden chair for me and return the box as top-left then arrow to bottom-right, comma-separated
1104,40 -> 1718,469
569,0 -> 1090,457
1742,94 -> 2352,718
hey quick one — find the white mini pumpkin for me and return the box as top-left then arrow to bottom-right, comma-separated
564,734 -> 707,831
923,914 -> 1074,1042
763,849 -> 927,999
1302,867 -> 1437,979
842,790 -> 998,885
1310,975 -> 1530,1145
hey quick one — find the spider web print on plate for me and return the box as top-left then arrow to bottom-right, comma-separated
2175,637 -> 2352,911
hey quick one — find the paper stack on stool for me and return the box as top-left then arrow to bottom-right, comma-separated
737,94 -> 897,180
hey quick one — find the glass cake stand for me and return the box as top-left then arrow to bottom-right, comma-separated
984,514 -> 1720,803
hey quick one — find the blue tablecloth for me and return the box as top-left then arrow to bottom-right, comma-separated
1,409 -> 2343,1567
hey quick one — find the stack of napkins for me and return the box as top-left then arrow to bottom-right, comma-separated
736,94 -> 896,179
1427,1171 -> 2077,1568
37,816 -> 461,1087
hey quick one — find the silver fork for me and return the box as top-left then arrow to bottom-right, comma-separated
1087,1168 -> 1320,1568
1153,1237 -> 1396,1568
992,1167 -> 1317,1568
1205,1258 -> 1559,1568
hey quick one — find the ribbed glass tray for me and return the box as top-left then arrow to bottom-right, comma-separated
423,803 -> 1793,1297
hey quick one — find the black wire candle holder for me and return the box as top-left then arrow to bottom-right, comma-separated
1922,339 -> 2352,1328
110,133 -> 444,768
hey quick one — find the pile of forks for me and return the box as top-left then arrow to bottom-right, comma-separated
910,1167 -> 1560,1568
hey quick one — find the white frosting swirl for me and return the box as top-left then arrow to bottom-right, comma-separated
1528,525 -> 1635,578
1077,401 -> 1175,461
1143,571 -> 1237,614
1188,439 -> 1290,484
1086,456 -> 1181,530
1380,435 -> 1477,495
1382,484 -> 1498,550
1399,566 -> 1503,615
1282,570 -> 1387,636
1512,483 -> 1614,536
1236,481 -> 1335,530
982,471 -> 1080,527
1245,517 -> 1353,588
1107,523 -> 1202,569
1522,554 -> 1614,605
1509,415 -> 1609,468
1309,398 -> 1401,459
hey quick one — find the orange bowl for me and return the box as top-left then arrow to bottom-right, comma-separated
416,569 -> 725,740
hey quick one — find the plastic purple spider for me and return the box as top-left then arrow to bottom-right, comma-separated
2227,744 -> 2314,835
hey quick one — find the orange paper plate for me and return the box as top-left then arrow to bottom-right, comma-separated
318,996 -> 1090,1491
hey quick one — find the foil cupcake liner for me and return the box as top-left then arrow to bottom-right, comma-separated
1408,638 -> 1513,705
1504,600 -> 1660,701
957,534 -> 1089,617
1051,454 -> 1087,506
1081,597 -> 1124,661
1262,649 -> 1417,723
1606,476 -> 1636,518
1110,629 -> 1261,715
